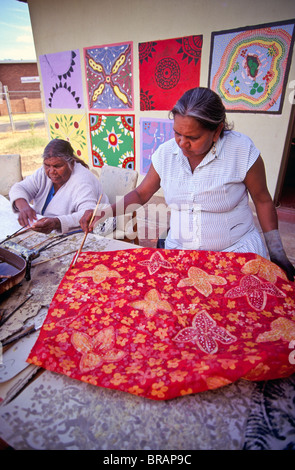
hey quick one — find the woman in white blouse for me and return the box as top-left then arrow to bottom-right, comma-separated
10,139 -> 112,235
80,87 -> 294,281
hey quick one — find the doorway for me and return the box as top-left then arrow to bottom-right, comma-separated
274,104 -> 295,222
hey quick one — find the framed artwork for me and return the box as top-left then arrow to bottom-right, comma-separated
208,19 -> 295,113
89,114 -> 135,169
140,118 -> 174,174
84,42 -> 133,111
48,113 -> 89,164
139,35 -> 203,110
39,50 -> 84,109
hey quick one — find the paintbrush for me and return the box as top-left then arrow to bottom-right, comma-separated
2,314 -> 44,346
0,225 -> 32,245
71,194 -> 102,268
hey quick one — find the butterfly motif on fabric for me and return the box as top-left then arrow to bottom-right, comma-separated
177,267 -> 227,297
55,304 -> 90,328
76,264 -> 120,284
139,251 -> 172,275
256,317 -> 295,343
71,326 -> 126,373
225,274 -> 286,311
130,288 -> 172,318
241,256 -> 288,283
173,310 -> 236,354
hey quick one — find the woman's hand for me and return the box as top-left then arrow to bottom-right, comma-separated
79,210 -> 102,233
270,253 -> 295,282
79,164 -> 161,233
264,229 -> 295,282
15,198 -> 37,227
31,217 -> 61,234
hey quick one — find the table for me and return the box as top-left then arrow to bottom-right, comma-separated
0,229 -> 294,450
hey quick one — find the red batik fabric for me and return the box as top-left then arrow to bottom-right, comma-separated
27,248 -> 295,400
139,35 -> 202,110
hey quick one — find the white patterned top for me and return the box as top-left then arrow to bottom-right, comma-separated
152,131 -> 267,256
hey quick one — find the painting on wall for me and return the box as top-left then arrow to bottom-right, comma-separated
208,19 -> 295,113
89,114 -> 135,169
39,50 -> 84,109
84,42 -> 133,111
140,118 -> 174,174
48,113 -> 89,164
139,35 -> 203,111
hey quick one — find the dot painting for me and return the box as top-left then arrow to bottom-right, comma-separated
84,42 -> 133,111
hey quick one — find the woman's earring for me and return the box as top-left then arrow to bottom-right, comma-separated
211,142 -> 217,155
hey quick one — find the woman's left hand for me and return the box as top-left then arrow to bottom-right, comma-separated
31,217 -> 61,234
270,253 -> 295,282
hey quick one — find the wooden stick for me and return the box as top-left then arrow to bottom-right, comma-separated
13,226 -> 33,237
71,194 -> 103,268
32,249 -> 78,266
30,237 -> 53,250
18,231 -> 36,244
0,226 -> 32,244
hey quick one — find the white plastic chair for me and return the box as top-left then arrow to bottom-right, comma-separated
0,154 -> 22,197
98,165 -> 139,244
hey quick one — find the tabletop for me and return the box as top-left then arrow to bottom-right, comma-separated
0,226 -> 294,450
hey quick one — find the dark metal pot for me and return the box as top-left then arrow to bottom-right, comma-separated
0,247 -> 26,295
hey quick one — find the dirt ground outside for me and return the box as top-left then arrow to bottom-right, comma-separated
0,113 -> 48,177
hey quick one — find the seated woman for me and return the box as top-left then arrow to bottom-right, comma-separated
80,87 -> 295,281
9,139 -> 114,235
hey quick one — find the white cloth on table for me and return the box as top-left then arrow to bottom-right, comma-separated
0,195 -> 22,241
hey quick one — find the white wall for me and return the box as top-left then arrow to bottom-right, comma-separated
28,0 -> 295,196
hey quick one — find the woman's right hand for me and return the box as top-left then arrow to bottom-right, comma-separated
15,199 -> 37,227
79,210 -> 102,233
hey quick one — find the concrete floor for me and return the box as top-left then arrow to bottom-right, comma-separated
136,195 -> 295,267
